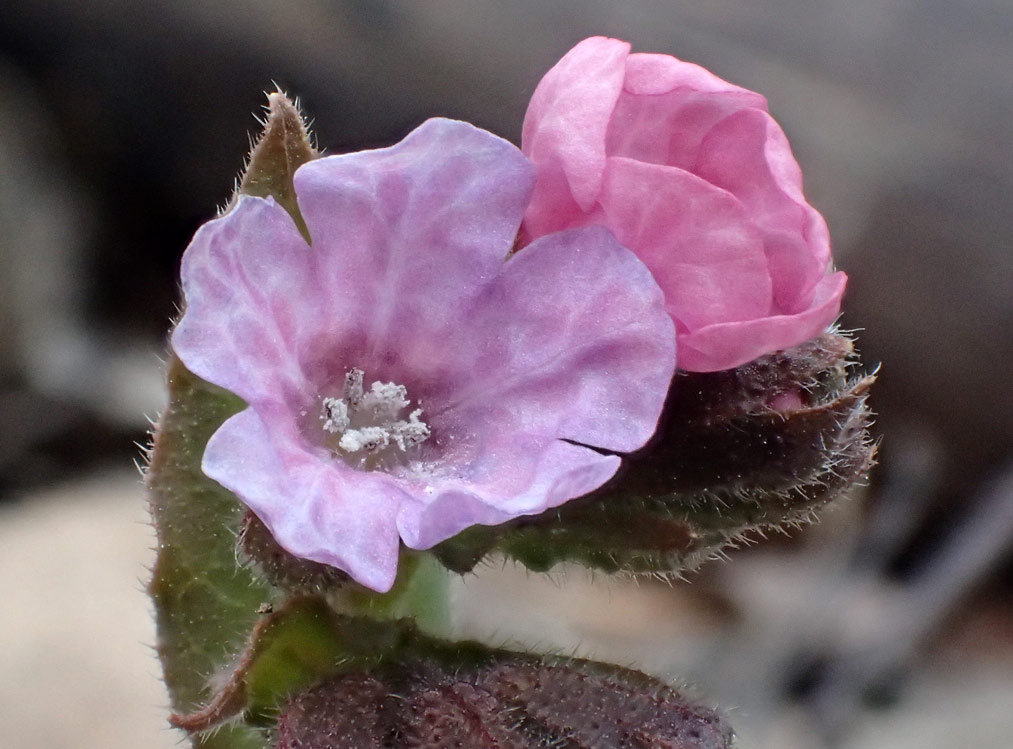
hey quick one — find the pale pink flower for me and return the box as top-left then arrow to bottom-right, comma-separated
172,119 -> 675,592
521,37 -> 847,372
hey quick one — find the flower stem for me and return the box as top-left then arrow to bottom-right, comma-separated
334,550 -> 452,636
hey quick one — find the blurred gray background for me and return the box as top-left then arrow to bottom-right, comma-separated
1,1 -> 1010,747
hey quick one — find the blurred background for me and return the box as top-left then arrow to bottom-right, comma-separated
1,1 -> 1010,747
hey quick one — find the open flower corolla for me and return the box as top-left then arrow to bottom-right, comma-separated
172,119 -> 676,592
521,37 -> 847,372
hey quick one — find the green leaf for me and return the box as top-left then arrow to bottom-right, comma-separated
168,596 -> 411,734
235,91 -> 318,243
147,358 -> 272,748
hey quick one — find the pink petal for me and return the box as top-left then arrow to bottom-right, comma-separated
597,157 -> 772,330
398,443 -> 621,550
522,37 -> 630,216
518,157 -> 586,243
203,407 -> 406,592
608,53 -> 767,171
396,225 -> 675,548
396,227 -> 674,543
292,118 -> 535,389
694,108 -> 830,311
678,271 -> 847,372
623,52 -> 769,99
171,196 -> 320,408
434,225 -> 675,453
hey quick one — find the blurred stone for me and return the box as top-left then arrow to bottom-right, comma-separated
0,471 -> 178,749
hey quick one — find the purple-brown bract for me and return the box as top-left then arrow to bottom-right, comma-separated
171,118 -> 675,592
521,37 -> 847,372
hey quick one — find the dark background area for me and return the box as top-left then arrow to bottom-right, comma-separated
1,2 -> 1010,747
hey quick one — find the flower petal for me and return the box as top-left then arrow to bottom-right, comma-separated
436,225 -> 675,453
203,406 -> 406,592
394,226 -> 676,548
172,196 -> 320,408
608,53 -> 767,171
398,443 -> 620,550
623,52 -> 768,99
291,118 -> 535,387
597,157 -> 772,330
694,108 -> 831,311
522,37 -> 630,229
678,271 -> 847,372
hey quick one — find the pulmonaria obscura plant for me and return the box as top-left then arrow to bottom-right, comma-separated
147,37 -> 875,749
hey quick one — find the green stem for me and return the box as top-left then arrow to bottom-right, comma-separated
333,550 -> 452,636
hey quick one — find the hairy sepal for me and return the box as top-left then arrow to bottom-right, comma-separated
433,332 -> 876,576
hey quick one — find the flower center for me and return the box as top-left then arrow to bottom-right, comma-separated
321,369 -> 430,464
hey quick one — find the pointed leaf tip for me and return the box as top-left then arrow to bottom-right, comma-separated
237,90 -> 318,243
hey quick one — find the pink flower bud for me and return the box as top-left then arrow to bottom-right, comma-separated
522,37 -> 847,372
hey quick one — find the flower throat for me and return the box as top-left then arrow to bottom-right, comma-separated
321,368 -> 430,468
